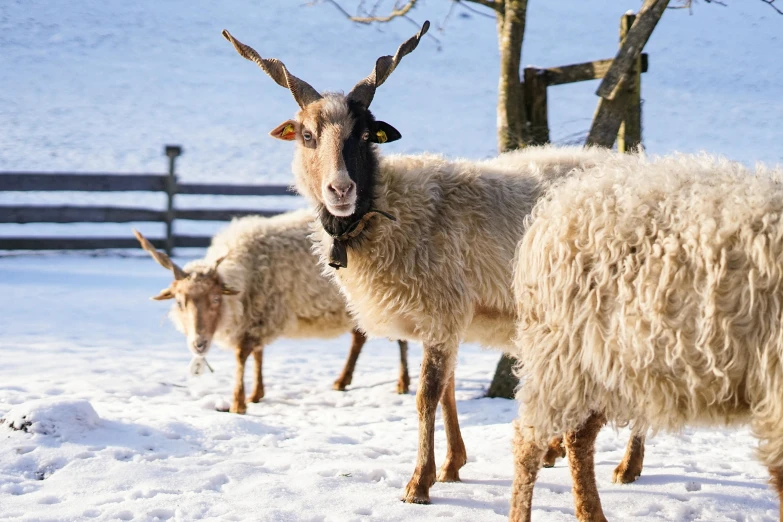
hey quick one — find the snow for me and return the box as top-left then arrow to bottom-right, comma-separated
2,0 -> 783,520
0,250 -> 781,521
2,399 -> 100,438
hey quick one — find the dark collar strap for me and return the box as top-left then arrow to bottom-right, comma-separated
328,210 -> 396,270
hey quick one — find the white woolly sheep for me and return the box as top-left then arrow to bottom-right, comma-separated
510,152 -> 783,521
221,23 -> 644,503
134,210 -> 410,415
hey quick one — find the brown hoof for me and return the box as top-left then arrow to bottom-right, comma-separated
333,381 -> 348,391
397,378 -> 410,394
612,463 -> 642,484
401,481 -> 431,504
436,466 -> 461,483
229,403 -> 247,414
248,390 -> 265,403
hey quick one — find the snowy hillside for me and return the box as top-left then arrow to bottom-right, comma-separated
2,1 -> 783,521
1,0 -> 781,184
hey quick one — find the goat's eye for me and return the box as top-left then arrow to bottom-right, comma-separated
361,130 -> 370,142
302,130 -> 312,142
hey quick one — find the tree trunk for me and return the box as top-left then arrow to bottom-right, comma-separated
488,0 -> 529,398
486,352 -> 519,398
495,0 -> 530,154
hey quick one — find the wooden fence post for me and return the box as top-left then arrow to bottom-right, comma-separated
617,14 -> 643,152
164,145 -> 182,256
523,67 -> 549,146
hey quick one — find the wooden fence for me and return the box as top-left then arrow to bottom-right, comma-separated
0,145 -> 297,254
522,12 -> 650,150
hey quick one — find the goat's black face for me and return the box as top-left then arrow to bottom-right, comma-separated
320,101 -> 400,236
273,94 -> 400,238
271,94 -> 401,237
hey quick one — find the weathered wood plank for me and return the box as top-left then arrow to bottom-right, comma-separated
617,14 -> 643,153
523,68 -> 549,145
0,173 -> 167,192
543,54 -> 648,86
174,235 -> 213,248
175,209 -> 282,221
0,205 -> 165,224
596,0 -> 668,100
177,183 -> 297,196
0,237 -> 168,250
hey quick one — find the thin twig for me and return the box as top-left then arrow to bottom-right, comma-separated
455,0 -> 497,19
440,1 -> 459,32
325,0 -> 419,24
761,0 -> 783,15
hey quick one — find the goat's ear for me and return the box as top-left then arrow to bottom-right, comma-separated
151,288 -> 175,301
371,121 -> 401,144
221,285 -> 240,296
270,120 -> 298,141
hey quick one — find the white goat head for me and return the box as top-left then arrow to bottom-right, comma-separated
221,22 -> 428,262
133,230 -> 238,356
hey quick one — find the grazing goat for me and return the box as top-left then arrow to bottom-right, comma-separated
510,153 -> 783,521
134,211 -> 410,414
221,23 -> 644,503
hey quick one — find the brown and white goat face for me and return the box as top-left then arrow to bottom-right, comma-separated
133,230 -> 238,357
156,274 -> 231,357
270,95 -> 401,219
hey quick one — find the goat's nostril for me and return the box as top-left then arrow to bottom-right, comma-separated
328,182 -> 355,199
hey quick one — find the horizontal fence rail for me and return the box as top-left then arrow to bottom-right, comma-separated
0,145 -> 301,254
0,173 -> 168,192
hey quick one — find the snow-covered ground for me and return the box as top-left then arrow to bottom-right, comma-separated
0,257 -> 780,521
2,0 -> 783,520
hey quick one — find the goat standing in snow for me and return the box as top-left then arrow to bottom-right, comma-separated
511,154 -> 783,521
221,23 -> 645,503
134,211 -> 410,415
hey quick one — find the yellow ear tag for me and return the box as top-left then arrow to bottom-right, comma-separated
375,130 -> 388,144
282,124 -> 296,139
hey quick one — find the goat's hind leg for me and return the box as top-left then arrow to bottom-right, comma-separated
542,435 -> 566,468
769,465 -> 783,520
437,372 -> 467,482
334,329 -> 367,391
612,429 -> 646,484
509,421 -> 546,522
565,412 -> 608,522
248,347 -> 265,403
397,340 -> 411,394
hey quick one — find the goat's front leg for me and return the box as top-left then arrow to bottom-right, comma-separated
565,412 -> 608,522
230,342 -> 254,414
333,329 -> 367,391
248,347 -> 265,403
402,341 -> 456,504
509,421 -> 545,522
397,340 -> 410,394
437,372 -> 467,482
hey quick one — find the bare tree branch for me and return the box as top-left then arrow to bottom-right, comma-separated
454,0 -> 498,19
460,0 -> 504,13
669,0 -> 783,13
323,0 -> 418,23
761,0 -> 783,15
